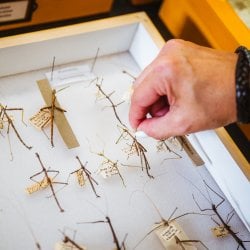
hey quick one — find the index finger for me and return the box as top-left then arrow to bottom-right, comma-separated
129,79 -> 161,129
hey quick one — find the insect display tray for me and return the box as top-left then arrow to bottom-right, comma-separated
0,12 -> 249,250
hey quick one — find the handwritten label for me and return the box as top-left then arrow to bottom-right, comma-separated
29,109 -> 51,130
154,221 -> 197,250
159,224 -> 180,241
75,169 -> 86,186
97,165 -> 119,179
54,241 -> 86,250
26,177 -> 52,194
46,65 -> 96,88
0,119 -> 3,129
211,226 -> 229,238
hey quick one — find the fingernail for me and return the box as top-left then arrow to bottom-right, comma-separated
135,130 -> 149,138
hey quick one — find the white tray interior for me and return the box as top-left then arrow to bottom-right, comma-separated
0,15 -> 249,250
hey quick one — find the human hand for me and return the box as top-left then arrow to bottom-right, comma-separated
129,39 -> 238,139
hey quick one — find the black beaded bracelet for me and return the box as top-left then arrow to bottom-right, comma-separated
235,46 -> 250,123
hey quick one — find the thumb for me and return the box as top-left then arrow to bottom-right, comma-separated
137,113 -> 180,139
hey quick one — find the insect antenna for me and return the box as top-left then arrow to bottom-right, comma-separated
0,195 -> 41,249
203,180 -> 225,208
226,210 -> 235,224
91,47 -> 100,72
122,70 -> 136,80
51,56 -> 56,81
177,171 -> 212,205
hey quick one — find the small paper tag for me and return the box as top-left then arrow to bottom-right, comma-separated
29,109 -> 51,130
159,224 -> 181,242
54,241 -> 86,250
211,226 -> 229,238
97,165 -> 119,179
26,177 -> 52,194
46,65 -> 96,88
75,169 -> 86,186
154,221 -> 197,250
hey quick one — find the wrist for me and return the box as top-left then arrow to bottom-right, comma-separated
235,46 -> 250,123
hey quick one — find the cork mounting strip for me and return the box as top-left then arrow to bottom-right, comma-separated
37,79 -> 80,149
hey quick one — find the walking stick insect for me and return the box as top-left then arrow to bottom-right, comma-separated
191,180 -> 250,250
131,192 -> 208,250
26,153 -> 67,212
156,139 -> 182,161
56,229 -> 86,250
68,156 -> 100,198
40,89 -> 67,147
0,104 -> 32,159
78,216 -> 127,250
95,81 -> 153,179
95,150 -> 126,187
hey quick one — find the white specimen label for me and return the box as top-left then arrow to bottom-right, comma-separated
46,65 -> 96,88
0,1 -> 28,22
159,223 -> 180,241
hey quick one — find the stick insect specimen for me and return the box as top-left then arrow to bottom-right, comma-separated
0,104 -> 32,159
78,216 -> 127,250
156,139 -> 182,161
132,192 -> 208,250
26,152 -> 67,212
191,180 -> 250,250
40,89 -> 67,147
95,150 -> 126,187
68,156 -> 100,198
95,81 -> 153,179
56,229 -> 86,250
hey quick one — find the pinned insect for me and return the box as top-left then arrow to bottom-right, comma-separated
95,151 -> 126,187
0,104 -> 32,159
78,216 -> 127,250
26,152 -> 67,212
30,88 -> 67,147
156,139 -> 182,161
68,156 -> 100,198
122,70 -> 136,80
95,81 -> 153,179
116,125 -> 153,179
55,228 -> 86,250
191,180 -> 250,250
131,192 -> 208,250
